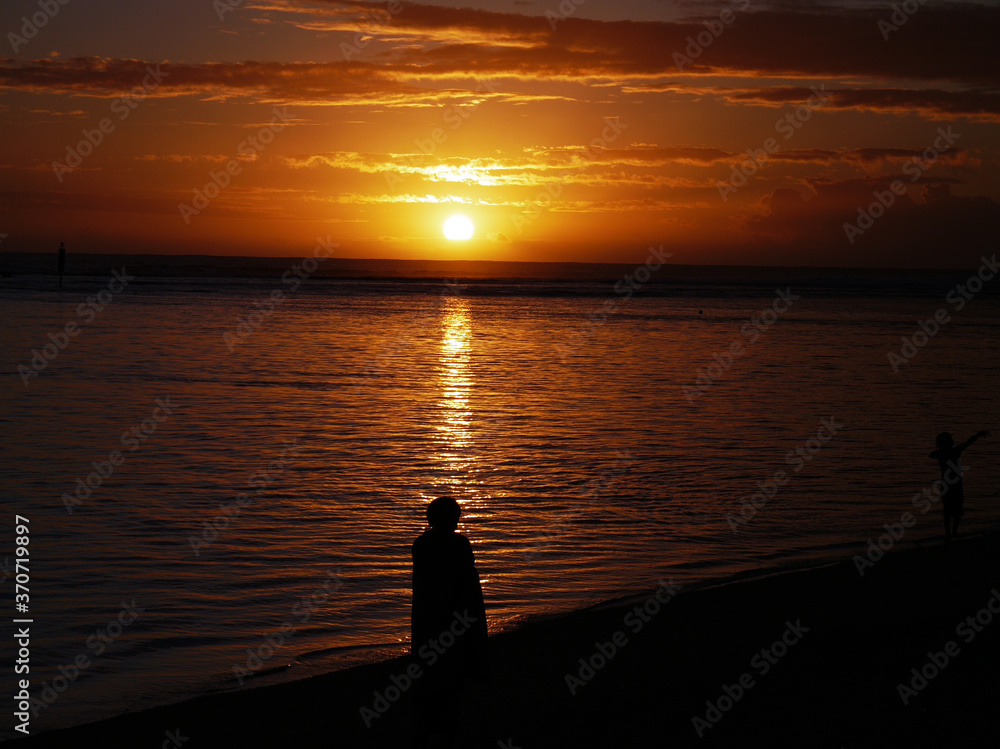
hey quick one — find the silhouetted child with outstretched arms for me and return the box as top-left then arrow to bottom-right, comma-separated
929,430 -> 990,540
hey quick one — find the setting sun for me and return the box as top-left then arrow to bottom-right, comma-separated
443,215 -> 475,241
5,2 -> 1000,745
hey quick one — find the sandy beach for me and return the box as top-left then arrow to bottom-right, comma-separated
6,0 -> 1000,745
15,530 -> 1000,748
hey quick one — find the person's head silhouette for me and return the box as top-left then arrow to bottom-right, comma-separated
427,495 -> 460,532
936,432 -> 954,451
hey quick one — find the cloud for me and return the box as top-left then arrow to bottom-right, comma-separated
3,1 -> 998,122
725,86 -> 1000,123
0,57 -> 418,104
274,0 -> 1000,86
744,178 -> 1000,267
0,56 -> 576,111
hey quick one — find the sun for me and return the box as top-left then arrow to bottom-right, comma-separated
443,214 -> 474,241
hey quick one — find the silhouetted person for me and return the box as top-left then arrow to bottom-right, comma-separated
929,430 -> 990,540
57,242 -> 65,288
411,496 -> 487,748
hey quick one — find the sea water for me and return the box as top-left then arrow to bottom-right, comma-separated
1,256 -> 998,732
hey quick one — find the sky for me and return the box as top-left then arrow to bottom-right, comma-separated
0,0 -> 998,267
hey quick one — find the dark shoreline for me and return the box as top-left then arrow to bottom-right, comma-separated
13,530 -> 1000,747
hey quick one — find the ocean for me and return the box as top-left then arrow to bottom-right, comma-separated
2,253 -> 999,733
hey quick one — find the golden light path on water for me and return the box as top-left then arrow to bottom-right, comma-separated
435,298 -> 474,473
4,273 -> 1000,733
430,298 -> 493,594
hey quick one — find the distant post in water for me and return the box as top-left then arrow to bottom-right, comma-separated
58,242 -> 66,287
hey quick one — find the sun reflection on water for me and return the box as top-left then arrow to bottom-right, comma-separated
435,298 -> 473,469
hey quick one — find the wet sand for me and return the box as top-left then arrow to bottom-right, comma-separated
16,530 -> 1000,747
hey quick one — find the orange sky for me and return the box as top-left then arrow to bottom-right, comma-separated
1,0 -> 998,267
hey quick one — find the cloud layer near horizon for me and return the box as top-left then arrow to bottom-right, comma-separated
0,0 -> 997,265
